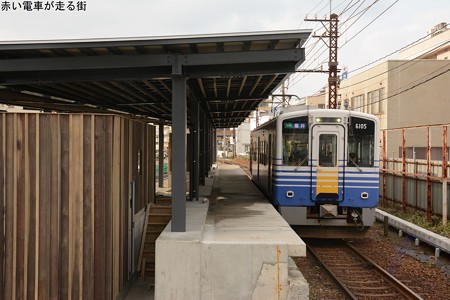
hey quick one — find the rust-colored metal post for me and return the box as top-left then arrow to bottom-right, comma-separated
328,13 -> 339,109
402,128 -> 406,211
382,131 -> 387,207
384,215 -> 389,236
444,125 -> 448,179
443,126 -> 448,226
426,127 -> 432,222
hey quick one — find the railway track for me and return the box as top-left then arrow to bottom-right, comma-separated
306,239 -> 424,300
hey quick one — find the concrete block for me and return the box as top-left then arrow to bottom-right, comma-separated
287,258 -> 309,300
155,238 -> 201,300
200,242 -> 294,300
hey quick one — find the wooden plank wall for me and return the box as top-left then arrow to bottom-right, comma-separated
0,113 -> 155,300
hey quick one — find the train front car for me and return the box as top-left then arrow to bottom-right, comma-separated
274,109 -> 380,238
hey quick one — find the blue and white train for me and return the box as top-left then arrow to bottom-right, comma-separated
250,107 -> 380,237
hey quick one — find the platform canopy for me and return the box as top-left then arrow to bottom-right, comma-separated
0,30 -> 310,128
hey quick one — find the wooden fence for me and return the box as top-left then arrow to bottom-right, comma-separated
0,113 -> 155,300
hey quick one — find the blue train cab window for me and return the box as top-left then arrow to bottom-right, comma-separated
347,117 -> 375,167
282,117 -> 309,166
318,134 -> 337,167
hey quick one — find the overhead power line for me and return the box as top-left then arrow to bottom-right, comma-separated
340,41 -> 450,94
288,0 -> 384,89
339,0 -> 399,50
349,22 -> 449,74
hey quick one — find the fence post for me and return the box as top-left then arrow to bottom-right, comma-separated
444,181 -> 448,226
382,131 -> 387,207
402,128 -> 406,211
443,126 -> 448,226
427,127 -> 431,222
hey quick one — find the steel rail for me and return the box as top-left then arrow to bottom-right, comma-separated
345,241 -> 423,300
306,244 -> 358,300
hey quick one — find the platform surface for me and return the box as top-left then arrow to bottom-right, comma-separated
204,163 -> 306,257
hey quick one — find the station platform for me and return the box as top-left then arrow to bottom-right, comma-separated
154,163 -> 308,300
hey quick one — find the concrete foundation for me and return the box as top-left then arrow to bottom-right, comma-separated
155,164 -> 308,300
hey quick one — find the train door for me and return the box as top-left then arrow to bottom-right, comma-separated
268,134 -> 272,194
257,136 -> 260,181
311,125 -> 344,202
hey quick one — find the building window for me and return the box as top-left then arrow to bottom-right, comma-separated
366,88 -> 384,114
367,92 -> 372,114
351,94 -> 364,112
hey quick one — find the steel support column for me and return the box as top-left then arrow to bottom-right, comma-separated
189,98 -> 200,201
158,123 -> 165,188
206,122 -> 211,174
171,69 -> 187,232
199,113 -> 206,186
213,129 -> 217,164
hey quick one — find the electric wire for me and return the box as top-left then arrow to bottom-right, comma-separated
352,64 -> 450,110
288,0 -> 401,91
340,0 -> 399,49
288,0 -> 377,87
339,41 -> 449,94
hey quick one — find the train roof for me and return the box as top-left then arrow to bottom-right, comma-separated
278,107 -> 380,122
252,107 -> 380,132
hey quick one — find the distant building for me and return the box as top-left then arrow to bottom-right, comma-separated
304,93 -> 326,108
338,23 -> 450,159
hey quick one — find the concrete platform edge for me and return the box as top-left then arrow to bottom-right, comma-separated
375,208 -> 450,254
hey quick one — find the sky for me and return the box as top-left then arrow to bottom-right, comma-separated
0,0 -> 449,99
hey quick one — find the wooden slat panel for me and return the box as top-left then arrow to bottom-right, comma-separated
4,114 -> 15,300
123,120 -> 130,283
94,116 -> 106,299
50,115 -> 61,299
26,114 -> 37,300
83,115 -> 94,300
23,115 -> 29,300
0,114 -> 5,299
16,114 -> 25,300
69,115 -> 83,299
119,119 -> 128,290
38,115 -> 51,299
104,116 -> 113,299
0,113 -> 156,300
59,114 -> 70,299
112,116 -> 121,296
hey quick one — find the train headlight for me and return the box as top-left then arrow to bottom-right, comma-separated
286,191 -> 294,198
361,192 -> 369,199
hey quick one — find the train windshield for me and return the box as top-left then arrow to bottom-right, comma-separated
282,116 -> 309,166
347,117 -> 375,167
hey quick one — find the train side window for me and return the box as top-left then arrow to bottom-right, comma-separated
318,134 -> 337,167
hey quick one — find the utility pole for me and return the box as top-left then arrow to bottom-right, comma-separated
304,13 -> 339,109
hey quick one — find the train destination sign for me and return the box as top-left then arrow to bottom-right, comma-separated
350,117 -> 374,133
284,122 -> 307,129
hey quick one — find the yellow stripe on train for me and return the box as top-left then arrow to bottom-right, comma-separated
316,169 -> 338,195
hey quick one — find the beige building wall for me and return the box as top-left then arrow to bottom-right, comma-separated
339,62 -> 389,129
305,94 -> 326,108
339,59 -> 450,156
